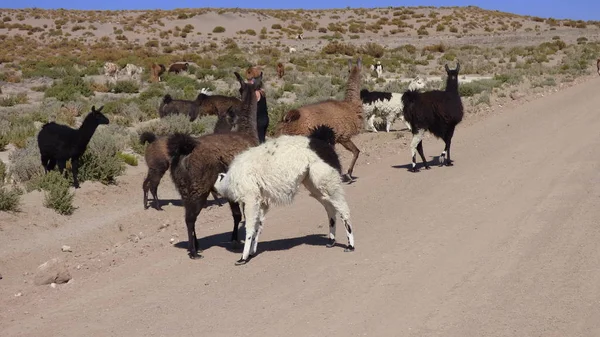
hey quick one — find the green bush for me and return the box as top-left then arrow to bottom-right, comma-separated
77,128 -> 126,185
9,137 -> 45,183
0,120 -> 9,151
111,80 -> 140,94
0,185 -> 22,212
45,76 -> 94,102
0,160 -> 6,183
213,26 -> 225,33
163,73 -> 201,91
137,114 -> 206,137
0,92 -> 28,107
41,171 -> 75,215
117,152 -> 138,166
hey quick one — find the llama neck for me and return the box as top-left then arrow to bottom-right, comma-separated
76,116 -> 100,153
445,78 -> 458,93
236,90 -> 259,142
344,68 -> 361,103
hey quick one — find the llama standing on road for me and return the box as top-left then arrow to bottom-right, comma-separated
167,72 -> 262,259
597,58 -> 600,76
213,125 -> 355,265
37,106 -> 110,188
401,63 -> 464,172
360,76 -> 426,133
275,58 -> 364,183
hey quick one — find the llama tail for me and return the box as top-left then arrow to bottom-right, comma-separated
139,131 -> 157,145
162,94 -> 173,104
167,133 -> 197,162
308,125 -> 337,146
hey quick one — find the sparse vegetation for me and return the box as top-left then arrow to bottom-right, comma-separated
0,6 -> 597,216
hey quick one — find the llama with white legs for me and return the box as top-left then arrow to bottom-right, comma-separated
374,61 -> 383,78
401,63 -> 464,172
360,76 -> 426,133
213,125 -> 355,265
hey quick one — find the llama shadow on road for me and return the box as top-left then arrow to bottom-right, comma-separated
151,198 -> 226,209
174,229 -> 339,257
391,155 -> 441,172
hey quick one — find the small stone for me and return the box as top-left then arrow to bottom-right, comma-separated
61,245 -> 72,253
34,258 -> 71,286
158,223 -> 170,231
50,283 -> 57,288
170,238 -> 175,244
15,292 -> 22,297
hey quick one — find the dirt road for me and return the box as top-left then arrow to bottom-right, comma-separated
2,76 -> 600,336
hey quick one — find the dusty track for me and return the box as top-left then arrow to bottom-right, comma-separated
2,76 -> 600,336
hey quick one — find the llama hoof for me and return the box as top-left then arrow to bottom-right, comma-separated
344,246 -> 355,252
425,165 -> 431,170
445,161 -> 454,166
188,253 -> 204,260
235,258 -> 248,266
326,239 -> 335,248
410,167 -> 420,173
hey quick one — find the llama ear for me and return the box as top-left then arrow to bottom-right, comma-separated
91,105 -> 96,112
234,72 -> 244,85
455,62 -> 460,73
357,57 -> 362,69
445,64 -> 450,72
96,105 -> 104,112
348,59 -> 352,71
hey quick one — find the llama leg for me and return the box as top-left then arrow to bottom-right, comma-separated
339,139 -> 360,182
329,193 -> 355,252
409,129 -> 428,172
416,141 -> 429,170
250,204 -> 268,256
367,114 -> 377,133
142,174 -> 151,209
71,157 -> 80,188
228,201 -> 243,246
57,160 -> 67,179
40,155 -> 50,173
237,201 -> 259,265
149,169 -> 167,210
184,193 -> 209,259
441,125 -> 456,166
385,113 -> 394,132
304,181 -> 338,247
47,159 -> 57,172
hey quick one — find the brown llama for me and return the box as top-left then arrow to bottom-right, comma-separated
597,58 -> 600,76
274,57 -> 364,183
158,92 -> 241,122
167,72 -> 262,259
277,62 -> 285,79
150,63 -> 166,83
168,62 -> 189,74
139,132 -> 223,211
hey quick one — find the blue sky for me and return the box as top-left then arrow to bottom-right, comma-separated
6,1 -> 597,21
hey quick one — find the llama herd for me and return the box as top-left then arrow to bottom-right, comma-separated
35,56 -> 465,265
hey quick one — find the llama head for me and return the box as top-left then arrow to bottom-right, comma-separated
89,105 -> 109,125
213,173 -> 229,197
444,62 -> 460,80
235,71 -> 263,100
348,57 -> 362,73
